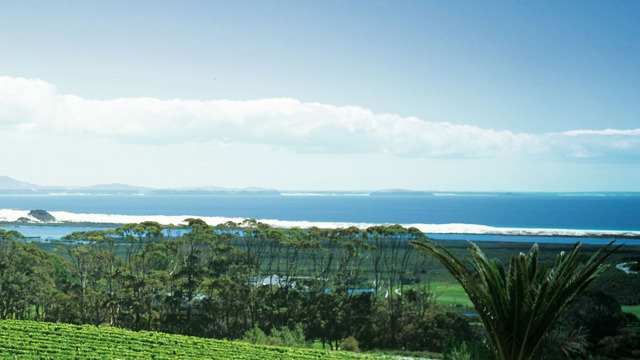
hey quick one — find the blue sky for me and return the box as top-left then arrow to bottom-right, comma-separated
1,1 -> 639,191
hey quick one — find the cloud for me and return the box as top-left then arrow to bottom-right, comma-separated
550,129 -> 640,159
563,129 -> 640,136
1,76 -> 639,160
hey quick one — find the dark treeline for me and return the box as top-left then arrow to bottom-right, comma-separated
0,220 -> 480,355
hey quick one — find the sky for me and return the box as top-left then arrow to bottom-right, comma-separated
0,1 -> 639,191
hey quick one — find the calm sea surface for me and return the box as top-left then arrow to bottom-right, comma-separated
1,193 -> 639,243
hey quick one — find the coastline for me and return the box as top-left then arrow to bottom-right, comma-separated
1,208 -> 639,239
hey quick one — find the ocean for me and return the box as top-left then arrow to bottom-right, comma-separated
1,192 -> 639,243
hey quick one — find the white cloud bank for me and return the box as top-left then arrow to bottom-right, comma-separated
1,76 -> 639,160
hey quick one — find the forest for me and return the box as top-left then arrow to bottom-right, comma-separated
1,220 -> 639,359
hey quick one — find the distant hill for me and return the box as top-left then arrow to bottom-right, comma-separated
0,176 -> 279,195
0,176 -> 40,191
85,183 -> 150,191
0,176 -> 434,196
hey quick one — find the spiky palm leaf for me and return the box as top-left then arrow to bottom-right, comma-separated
409,240 -> 620,360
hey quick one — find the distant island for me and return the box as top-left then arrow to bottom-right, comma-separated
0,175 -> 436,196
0,176 -> 280,195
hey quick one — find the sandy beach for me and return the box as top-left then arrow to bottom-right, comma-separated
1,208 -> 639,238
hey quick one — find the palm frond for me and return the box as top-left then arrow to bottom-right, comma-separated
410,239 -> 620,360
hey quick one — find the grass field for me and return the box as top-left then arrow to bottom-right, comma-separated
430,282 -> 473,308
0,320 -> 386,359
436,284 -> 640,321
622,305 -> 640,319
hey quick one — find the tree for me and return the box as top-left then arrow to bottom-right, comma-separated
0,230 -> 56,321
410,239 -> 620,360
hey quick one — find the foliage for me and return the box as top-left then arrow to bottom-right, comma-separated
0,319 -> 385,359
341,336 -> 359,352
590,265 -> 640,305
397,310 -> 474,352
4,221 -> 638,357
595,327 -> 640,359
0,230 -> 56,321
545,290 -> 640,360
443,341 -> 471,360
557,290 -> 626,345
270,324 -> 308,348
410,239 -> 620,360
242,326 -> 267,344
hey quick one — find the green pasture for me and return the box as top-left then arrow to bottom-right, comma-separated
430,281 -> 640,319
622,305 -> 640,319
430,282 -> 473,308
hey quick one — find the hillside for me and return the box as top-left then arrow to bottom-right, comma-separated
0,175 -> 279,194
0,175 -> 39,191
0,319 -> 382,359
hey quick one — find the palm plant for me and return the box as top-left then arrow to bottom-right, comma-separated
409,239 -> 620,360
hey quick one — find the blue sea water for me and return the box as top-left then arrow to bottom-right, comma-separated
1,192 -> 639,243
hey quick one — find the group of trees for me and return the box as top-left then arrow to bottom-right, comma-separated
0,221 -> 476,354
2,221 -> 639,359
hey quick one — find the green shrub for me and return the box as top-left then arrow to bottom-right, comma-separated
443,342 -> 471,360
341,336 -> 359,352
241,326 -> 266,344
264,336 -> 285,347
243,324 -> 308,348
271,324 -> 307,348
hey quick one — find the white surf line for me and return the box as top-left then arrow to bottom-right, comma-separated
1,209 -> 639,238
